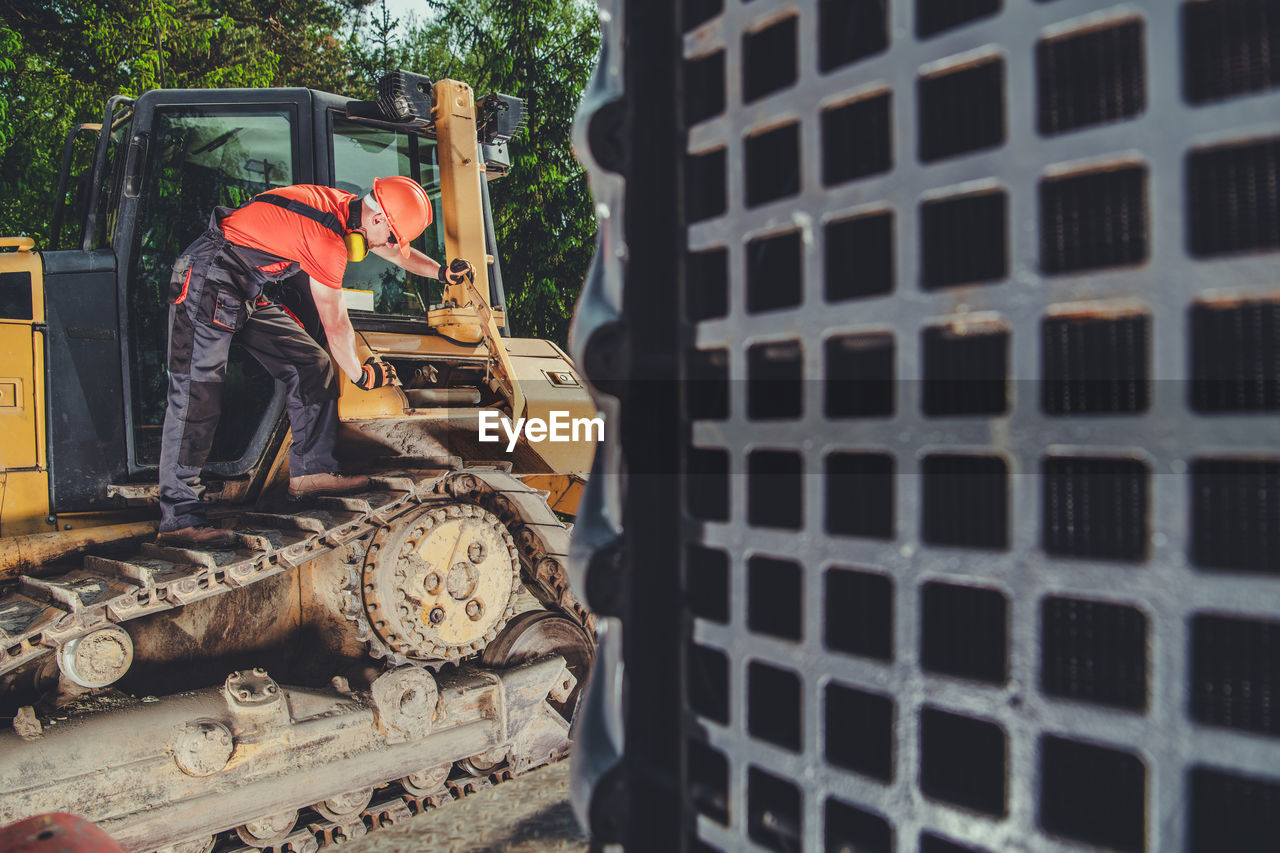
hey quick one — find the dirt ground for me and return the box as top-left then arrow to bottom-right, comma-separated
343,761 -> 588,853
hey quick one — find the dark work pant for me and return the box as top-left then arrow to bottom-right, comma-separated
158,290 -> 340,532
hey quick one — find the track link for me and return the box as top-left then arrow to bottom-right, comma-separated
0,469 -> 589,682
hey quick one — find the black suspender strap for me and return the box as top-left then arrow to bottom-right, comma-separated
251,193 -> 347,239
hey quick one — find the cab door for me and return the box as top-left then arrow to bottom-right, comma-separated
113,89 -> 314,481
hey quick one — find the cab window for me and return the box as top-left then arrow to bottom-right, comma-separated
331,115 -> 444,317
127,106 -> 297,468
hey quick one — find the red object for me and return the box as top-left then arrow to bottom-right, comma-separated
173,266 -> 192,305
370,176 -> 432,259
221,184 -> 356,288
0,814 -> 126,853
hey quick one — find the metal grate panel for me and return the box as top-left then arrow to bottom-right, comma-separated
615,0 -> 1280,850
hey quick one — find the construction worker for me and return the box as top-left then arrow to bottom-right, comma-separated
157,177 -> 477,547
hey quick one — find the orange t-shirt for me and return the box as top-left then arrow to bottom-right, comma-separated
220,185 -> 356,289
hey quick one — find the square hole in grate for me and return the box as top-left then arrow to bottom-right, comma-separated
1041,164 -> 1148,274
920,707 -> 1007,817
684,0 -> 722,32
825,682 -> 894,782
825,798 -> 892,853
1190,613 -> 1280,737
1043,456 -> 1150,562
1041,311 -> 1150,414
1040,735 -> 1145,852
916,0 -> 1000,39
748,555 -> 802,640
1037,19 -> 1145,136
825,452 -> 894,538
748,766 -> 802,852
1188,137 -> 1280,256
686,544 -> 729,624
687,348 -> 729,422
826,210 -> 894,302
748,339 -> 803,420
921,835 -> 992,853
822,92 -> 893,186
685,51 -> 725,127
1190,459 -> 1280,575
686,447 -> 729,522
747,230 -> 803,313
1190,297 -> 1280,412
685,247 -> 728,322
687,739 -> 729,826
921,581 -> 1008,684
686,148 -> 726,224
743,16 -> 798,103
825,332 -> 894,418
748,450 -> 803,530
687,642 -> 729,724
1041,596 -> 1147,710
922,323 -> 1009,416
1189,765 -> 1280,853
1183,0 -> 1280,105
918,58 -> 1004,162
921,454 -> 1009,549
825,567 -> 893,660
920,190 -> 1008,288
748,661 -> 802,750
820,0 -> 889,71
746,122 -> 801,207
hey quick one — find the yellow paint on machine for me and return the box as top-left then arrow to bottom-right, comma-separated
0,237 -> 51,537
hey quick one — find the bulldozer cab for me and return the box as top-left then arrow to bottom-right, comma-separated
40,81 -> 517,516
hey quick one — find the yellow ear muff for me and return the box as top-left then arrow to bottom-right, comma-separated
345,232 -> 369,262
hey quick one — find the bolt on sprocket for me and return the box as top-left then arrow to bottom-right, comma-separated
362,503 -> 521,661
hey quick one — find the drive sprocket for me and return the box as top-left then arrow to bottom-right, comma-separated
362,502 -> 521,661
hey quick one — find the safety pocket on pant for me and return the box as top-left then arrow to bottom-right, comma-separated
169,255 -> 195,305
210,289 -> 247,331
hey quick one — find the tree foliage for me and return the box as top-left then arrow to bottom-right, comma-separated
0,0 -> 598,343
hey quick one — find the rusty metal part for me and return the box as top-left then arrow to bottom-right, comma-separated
312,788 -> 373,823
457,745 -> 507,777
481,610 -> 595,721
172,720 -> 234,777
370,666 -> 438,743
235,810 -> 298,847
400,764 -> 451,797
0,521 -> 159,580
362,502 -> 521,661
56,624 -> 133,688
0,657 -> 569,852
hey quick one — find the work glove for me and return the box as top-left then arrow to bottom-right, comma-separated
437,258 -> 476,287
355,356 -> 397,390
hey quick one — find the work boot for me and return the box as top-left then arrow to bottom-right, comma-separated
157,525 -> 238,549
288,472 -> 371,499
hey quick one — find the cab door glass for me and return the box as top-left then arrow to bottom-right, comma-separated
331,115 -> 444,317
127,107 -> 297,467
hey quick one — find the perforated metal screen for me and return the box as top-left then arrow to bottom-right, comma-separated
667,1 -> 1280,851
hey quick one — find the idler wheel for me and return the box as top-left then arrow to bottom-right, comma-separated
481,610 -> 595,721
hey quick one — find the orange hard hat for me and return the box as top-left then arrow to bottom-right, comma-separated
368,176 -> 432,259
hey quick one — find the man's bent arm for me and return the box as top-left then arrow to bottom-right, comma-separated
371,244 -> 442,279
309,277 -> 363,383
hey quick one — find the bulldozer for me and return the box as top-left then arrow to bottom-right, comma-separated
0,71 -> 597,852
